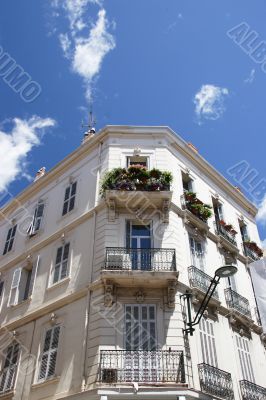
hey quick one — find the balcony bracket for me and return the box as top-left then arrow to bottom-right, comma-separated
104,280 -> 115,307
167,279 -> 178,308
107,198 -> 116,222
162,199 -> 170,223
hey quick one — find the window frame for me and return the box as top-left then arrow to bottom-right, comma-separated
189,236 -> 205,271
27,201 -> 45,237
127,156 -> 149,169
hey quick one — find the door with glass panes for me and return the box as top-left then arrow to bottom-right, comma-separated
127,222 -> 152,270
124,305 -> 157,382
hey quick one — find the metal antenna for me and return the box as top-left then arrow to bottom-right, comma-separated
82,101 -> 96,133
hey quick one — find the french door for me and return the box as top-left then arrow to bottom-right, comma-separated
124,305 -> 157,382
128,223 -> 152,270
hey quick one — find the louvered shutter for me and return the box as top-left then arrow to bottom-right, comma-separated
3,228 -> 12,255
9,269 -> 21,306
39,326 -> 61,381
0,281 -> 4,297
27,208 -> 37,236
61,244 -> 69,279
27,256 -> 40,297
199,319 -> 218,367
8,226 -> 17,252
0,343 -> 19,393
69,182 -> 77,212
236,335 -> 255,382
62,186 -> 70,215
53,247 -> 63,284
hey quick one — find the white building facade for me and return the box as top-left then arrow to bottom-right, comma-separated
0,125 -> 265,400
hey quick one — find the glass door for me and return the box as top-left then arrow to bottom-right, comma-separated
130,223 -> 152,270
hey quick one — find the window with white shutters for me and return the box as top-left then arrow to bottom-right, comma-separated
8,257 -> 39,306
236,335 -> 255,382
0,343 -> 19,394
3,225 -> 17,255
62,182 -> 77,216
189,237 -> 205,270
199,318 -> 218,367
125,305 -> 156,350
53,243 -> 70,284
27,202 -> 44,236
38,326 -> 61,381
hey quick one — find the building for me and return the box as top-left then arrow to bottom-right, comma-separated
0,125 -> 265,400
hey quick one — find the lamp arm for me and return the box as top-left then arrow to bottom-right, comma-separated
192,276 -> 220,327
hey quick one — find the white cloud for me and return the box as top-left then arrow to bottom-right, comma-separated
244,68 -> 255,84
52,0 -> 115,101
0,116 -> 55,192
194,84 -> 229,123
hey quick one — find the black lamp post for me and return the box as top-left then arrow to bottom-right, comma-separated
181,265 -> 238,336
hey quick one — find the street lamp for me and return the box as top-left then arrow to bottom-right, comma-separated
181,265 -> 238,336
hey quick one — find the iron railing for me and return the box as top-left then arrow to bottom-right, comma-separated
214,221 -> 238,247
198,363 -> 234,399
240,380 -> 266,400
188,266 -> 219,300
224,288 -> 251,318
99,350 -> 185,383
104,248 -> 176,272
243,243 -> 260,261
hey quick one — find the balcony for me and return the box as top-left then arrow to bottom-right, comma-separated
214,221 -> 238,249
198,363 -> 234,400
102,248 -> 178,288
101,167 -> 173,222
225,288 -> 251,319
188,266 -> 219,301
99,350 -> 186,384
243,242 -> 263,262
181,194 -> 212,234
240,380 -> 266,400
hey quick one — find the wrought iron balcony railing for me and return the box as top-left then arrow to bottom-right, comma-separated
198,363 -> 234,400
214,221 -> 238,247
243,243 -> 261,261
104,247 -> 176,272
99,350 -> 185,384
224,288 -> 251,318
188,266 -> 219,300
240,380 -> 266,400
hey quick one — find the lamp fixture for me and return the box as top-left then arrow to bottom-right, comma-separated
181,265 -> 237,336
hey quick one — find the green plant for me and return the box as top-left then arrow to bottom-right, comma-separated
150,168 -> 162,179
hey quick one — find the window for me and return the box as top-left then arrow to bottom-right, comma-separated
3,225 -> 17,255
27,201 -> 44,236
236,335 -> 254,382
38,325 -> 61,381
199,318 -> 218,367
126,221 -> 152,270
62,182 -> 77,216
182,172 -> 193,193
53,243 -> 70,284
127,156 -> 148,168
239,221 -> 249,242
0,342 -> 19,394
125,304 -> 156,350
8,257 -> 39,306
189,236 -> 205,270
212,198 -> 224,223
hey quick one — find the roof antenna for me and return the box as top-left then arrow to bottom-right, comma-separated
81,101 -> 96,143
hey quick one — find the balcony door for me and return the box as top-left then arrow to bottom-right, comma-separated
190,237 -> 205,271
124,304 -> 157,382
127,222 -> 152,270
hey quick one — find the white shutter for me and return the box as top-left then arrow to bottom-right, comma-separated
39,326 -> 61,381
9,269 -> 21,306
28,256 -> 40,297
125,305 -> 156,350
0,343 -> 19,393
190,237 -> 205,270
236,335 -> 254,382
199,318 -> 218,367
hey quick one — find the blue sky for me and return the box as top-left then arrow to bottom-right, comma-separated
0,0 -> 266,243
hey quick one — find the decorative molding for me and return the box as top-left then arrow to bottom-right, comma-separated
162,199 -> 170,223
104,281 -> 114,307
167,280 -> 177,308
135,290 -> 145,303
107,198 -> 116,222
133,147 -> 141,156
50,313 -> 57,325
